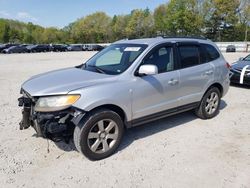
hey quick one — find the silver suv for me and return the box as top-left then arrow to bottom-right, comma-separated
18,37 -> 230,160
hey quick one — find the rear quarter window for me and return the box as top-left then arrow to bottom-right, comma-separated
201,44 -> 220,63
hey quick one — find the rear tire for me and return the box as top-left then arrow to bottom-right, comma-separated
195,87 -> 221,119
73,108 -> 124,160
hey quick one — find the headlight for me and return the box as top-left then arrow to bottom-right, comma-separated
34,95 -> 80,112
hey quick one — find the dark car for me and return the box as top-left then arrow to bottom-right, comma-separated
2,44 -> 28,54
0,44 -> 19,52
87,44 -> 104,51
230,54 -> 250,85
52,44 -> 68,52
27,44 -> 51,53
226,45 -> 236,53
67,44 -> 83,51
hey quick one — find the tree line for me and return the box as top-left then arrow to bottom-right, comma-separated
0,0 -> 249,44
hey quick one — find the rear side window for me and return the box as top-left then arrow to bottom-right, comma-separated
201,44 -> 220,63
178,46 -> 200,68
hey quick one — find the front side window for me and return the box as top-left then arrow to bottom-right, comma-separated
84,44 -> 147,75
178,45 -> 200,68
141,46 -> 174,74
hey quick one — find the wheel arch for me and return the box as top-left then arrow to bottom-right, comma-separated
206,83 -> 223,97
87,104 -> 128,125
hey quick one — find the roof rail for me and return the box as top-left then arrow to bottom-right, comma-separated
157,35 -> 208,40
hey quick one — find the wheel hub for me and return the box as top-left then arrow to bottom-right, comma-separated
99,132 -> 106,139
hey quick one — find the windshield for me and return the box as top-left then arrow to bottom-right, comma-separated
243,55 -> 250,61
83,43 -> 147,75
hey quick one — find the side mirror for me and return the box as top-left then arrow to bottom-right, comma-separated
239,57 -> 244,61
138,65 -> 158,76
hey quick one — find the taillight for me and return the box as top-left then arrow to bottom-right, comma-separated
225,62 -> 231,69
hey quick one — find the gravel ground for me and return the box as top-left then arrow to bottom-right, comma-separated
0,52 -> 249,188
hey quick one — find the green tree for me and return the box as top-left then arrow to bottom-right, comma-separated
41,27 -> 62,44
154,4 -> 168,35
23,22 -> 35,43
163,0 -> 204,36
62,22 -> 75,43
239,1 -> 250,41
71,12 -> 112,43
3,23 -> 10,43
111,15 -> 130,41
125,9 -> 155,39
203,0 -> 240,41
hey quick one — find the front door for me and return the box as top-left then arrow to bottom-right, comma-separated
132,44 -> 180,120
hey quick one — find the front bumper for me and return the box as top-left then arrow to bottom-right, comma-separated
230,69 -> 250,86
18,95 -> 85,141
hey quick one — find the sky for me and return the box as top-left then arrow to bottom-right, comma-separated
0,0 -> 167,28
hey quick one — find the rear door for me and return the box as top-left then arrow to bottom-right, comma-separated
177,42 -> 214,106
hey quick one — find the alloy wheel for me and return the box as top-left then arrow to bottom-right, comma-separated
205,92 -> 219,115
87,119 -> 119,154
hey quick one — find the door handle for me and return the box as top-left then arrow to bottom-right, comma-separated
205,70 -> 213,75
168,79 -> 179,85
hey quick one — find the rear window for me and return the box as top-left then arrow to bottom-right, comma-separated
200,44 -> 220,63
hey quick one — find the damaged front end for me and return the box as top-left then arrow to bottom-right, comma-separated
18,90 -> 85,142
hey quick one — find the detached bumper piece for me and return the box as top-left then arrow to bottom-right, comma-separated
18,97 -> 32,130
18,96 -> 84,142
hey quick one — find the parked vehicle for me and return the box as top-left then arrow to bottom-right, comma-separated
0,43 -> 19,52
82,44 -> 90,51
87,44 -> 104,51
2,44 -> 28,54
26,44 -> 51,53
18,37 -> 230,160
230,54 -> 250,85
52,44 -> 68,52
226,45 -> 236,53
67,44 -> 83,51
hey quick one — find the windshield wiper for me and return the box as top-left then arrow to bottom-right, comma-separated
87,65 -> 106,74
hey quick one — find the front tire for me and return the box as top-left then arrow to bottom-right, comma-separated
74,109 -> 124,160
195,87 -> 221,119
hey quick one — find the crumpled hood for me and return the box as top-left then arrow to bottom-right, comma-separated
231,60 -> 250,70
22,67 -> 117,96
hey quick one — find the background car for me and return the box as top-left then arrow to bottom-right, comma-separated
26,44 -> 51,53
87,44 -> 104,51
226,45 -> 236,53
2,44 -> 29,54
51,44 -> 68,52
82,44 -> 89,51
230,54 -> 250,85
0,43 -> 19,52
67,44 -> 83,51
